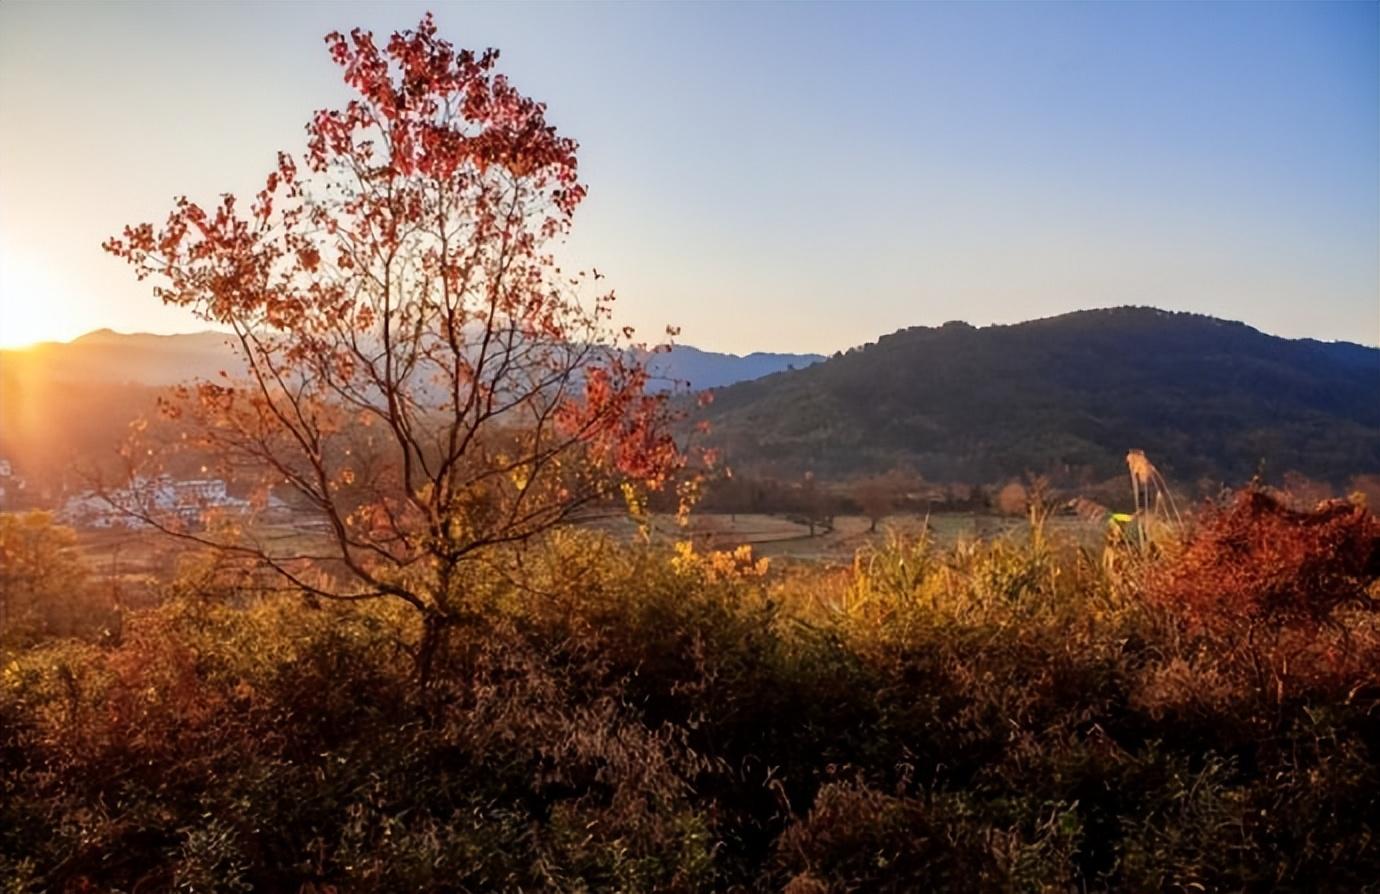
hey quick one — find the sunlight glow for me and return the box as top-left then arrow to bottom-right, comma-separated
0,249 -> 75,348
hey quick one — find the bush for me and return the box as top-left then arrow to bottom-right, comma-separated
772,780 -> 1080,892
4,508 -> 1380,890
1149,488 -> 1380,630
0,511 -> 116,648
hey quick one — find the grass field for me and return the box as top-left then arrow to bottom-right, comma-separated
69,511 -> 1099,591
587,511 -> 1102,563
70,521 -> 339,604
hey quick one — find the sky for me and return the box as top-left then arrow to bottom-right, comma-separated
0,1 -> 1376,353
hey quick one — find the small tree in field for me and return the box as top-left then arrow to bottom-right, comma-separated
104,16 -> 686,683
852,470 -> 912,533
996,481 -> 1028,517
795,471 -> 834,537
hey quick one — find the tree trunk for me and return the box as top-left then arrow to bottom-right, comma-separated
416,611 -> 449,694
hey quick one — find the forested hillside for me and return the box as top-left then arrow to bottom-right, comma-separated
701,308 -> 1380,485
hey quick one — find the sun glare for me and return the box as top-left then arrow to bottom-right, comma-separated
0,252 -> 72,349
0,309 -> 50,350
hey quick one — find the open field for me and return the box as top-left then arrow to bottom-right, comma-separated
586,511 -> 1103,563
69,521 -> 337,603
66,512 -> 1103,600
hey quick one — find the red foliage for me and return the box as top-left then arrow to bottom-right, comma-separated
1149,488 -> 1380,631
98,14 -> 693,638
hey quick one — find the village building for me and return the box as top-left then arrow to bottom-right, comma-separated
58,476 -> 250,529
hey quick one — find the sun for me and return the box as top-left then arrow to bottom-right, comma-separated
0,250 -> 73,349
0,302 -> 53,349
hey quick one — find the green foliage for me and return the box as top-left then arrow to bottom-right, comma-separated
701,307 -> 1380,485
3,492 -> 1380,890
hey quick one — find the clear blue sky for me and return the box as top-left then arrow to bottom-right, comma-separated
1,1 -> 1376,351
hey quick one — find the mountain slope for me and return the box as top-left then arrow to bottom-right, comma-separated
0,329 -> 239,386
646,345 -> 823,390
0,330 -> 820,492
0,330 -> 821,390
699,308 -> 1380,485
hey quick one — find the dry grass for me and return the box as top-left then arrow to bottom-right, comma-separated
5,488 -> 1379,890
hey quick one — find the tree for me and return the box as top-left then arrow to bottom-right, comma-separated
996,481 -> 1028,517
852,471 -> 907,533
104,16 -> 687,685
0,511 -> 91,645
796,471 -> 833,537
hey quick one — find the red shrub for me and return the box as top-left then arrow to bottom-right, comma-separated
1149,489 -> 1380,631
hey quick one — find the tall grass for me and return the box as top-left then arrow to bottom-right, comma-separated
2,485 -> 1378,891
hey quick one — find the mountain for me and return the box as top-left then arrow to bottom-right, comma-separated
0,329 -> 240,386
0,330 -> 821,390
697,307 -> 1380,486
0,329 -> 819,492
646,345 -> 823,390
4,311 -> 1376,492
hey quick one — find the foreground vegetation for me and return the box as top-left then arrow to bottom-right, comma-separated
3,488 -> 1379,892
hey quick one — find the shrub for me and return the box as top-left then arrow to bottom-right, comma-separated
0,511 -> 115,647
1149,488 -> 1380,630
5,511 -> 1380,889
772,780 -> 1081,892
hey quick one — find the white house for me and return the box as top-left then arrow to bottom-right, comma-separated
59,476 -> 250,529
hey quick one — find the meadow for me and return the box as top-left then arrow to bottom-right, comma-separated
57,511 -> 1097,610
3,486 -> 1378,892
594,512 -> 1101,562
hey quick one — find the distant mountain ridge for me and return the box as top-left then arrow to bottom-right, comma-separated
697,307 -> 1380,486
644,345 -> 824,390
3,310 -> 1376,489
0,330 -> 820,493
1,329 -> 823,390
